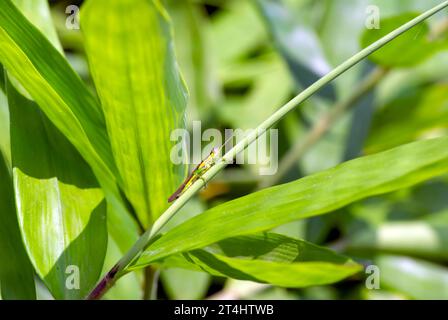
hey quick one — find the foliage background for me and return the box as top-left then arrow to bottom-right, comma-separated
0,0 -> 448,300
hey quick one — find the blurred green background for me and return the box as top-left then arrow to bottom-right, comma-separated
3,0 -> 448,300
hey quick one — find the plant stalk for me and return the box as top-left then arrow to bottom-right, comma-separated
258,67 -> 389,189
86,1 -> 448,299
143,266 -> 160,300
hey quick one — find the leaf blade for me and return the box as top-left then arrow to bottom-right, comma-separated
8,77 -> 107,299
134,137 -> 448,267
0,150 -> 36,300
81,0 -> 188,227
152,233 -> 361,288
0,0 -> 140,255
361,13 -> 445,67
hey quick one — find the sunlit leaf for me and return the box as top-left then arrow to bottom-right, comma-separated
150,233 -> 361,287
361,13 -> 446,67
0,0 -> 140,253
366,84 -> 448,153
135,137 -> 448,266
7,78 -> 107,299
0,151 -> 35,300
82,0 -> 188,227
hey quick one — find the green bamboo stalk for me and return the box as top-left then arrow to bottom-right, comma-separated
86,1 -> 448,299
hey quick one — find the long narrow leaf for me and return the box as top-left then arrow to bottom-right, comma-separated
0,146 -> 35,299
5,1 -> 107,299
0,0 -> 140,252
146,233 -> 361,287
8,78 -> 107,299
81,0 -> 188,227
134,137 -> 448,267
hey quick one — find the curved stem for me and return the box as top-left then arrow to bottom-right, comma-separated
86,1 -> 448,300
259,67 -> 389,190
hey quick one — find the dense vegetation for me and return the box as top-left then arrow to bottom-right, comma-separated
0,0 -> 448,300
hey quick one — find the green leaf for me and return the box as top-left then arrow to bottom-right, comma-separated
81,0 -> 188,227
0,70 -> 10,164
360,13 -> 445,67
7,77 -> 107,300
366,84 -> 448,153
0,150 -> 36,300
0,0 -> 139,252
135,137 -> 448,266
151,233 -> 361,288
12,0 -> 62,52
0,0 -> 114,181
378,255 -> 448,299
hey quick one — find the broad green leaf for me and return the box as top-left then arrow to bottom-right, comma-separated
0,0 -> 139,251
135,137 -> 448,266
148,233 -> 361,287
366,84 -> 448,153
254,0 -> 336,101
7,78 -> 107,300
361,13 -> 446,67
0,0 -> 114,181
82,0 -> 188,227
0,150 -> 35,300
378,255 -> 448,299
6,0 -> 117,299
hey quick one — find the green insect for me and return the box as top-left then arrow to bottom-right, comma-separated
168,146 -> 220,203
